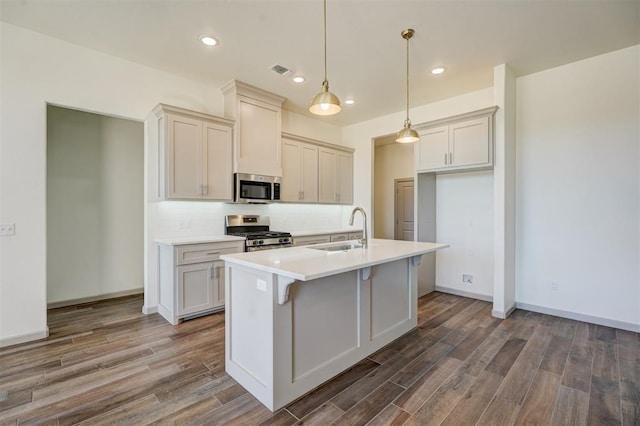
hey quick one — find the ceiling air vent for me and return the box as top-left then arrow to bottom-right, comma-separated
270,63 -> 292,76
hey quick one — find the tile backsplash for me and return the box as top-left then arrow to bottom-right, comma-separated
155,201 -> 356,238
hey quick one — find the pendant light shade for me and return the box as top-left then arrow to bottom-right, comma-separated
396,29 -> 419,143
309,0 -> 341,116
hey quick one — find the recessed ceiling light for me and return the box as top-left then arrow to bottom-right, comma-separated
344,99 -> 355,105
293,76 -> 305,83
431,66 -> 446,75
199,35 -> 218,46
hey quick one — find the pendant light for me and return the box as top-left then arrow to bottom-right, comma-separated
309,0 -> 341,115
396,29 -> 420,143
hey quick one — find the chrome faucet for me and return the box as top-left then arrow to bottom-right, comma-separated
348,207 -> 368,249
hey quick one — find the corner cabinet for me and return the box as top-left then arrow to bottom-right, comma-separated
148,104 -> 234,201
222,80 -> 285,178
157,240 -> 244,325
415,106 -> 498,173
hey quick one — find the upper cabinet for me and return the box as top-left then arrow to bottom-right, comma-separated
319,147 -> 353,205
281,135 -> 319,203
282,132 -> 354,205
148,104 -> 234,201
415,106 -> 498,173
222,80 -> 286,178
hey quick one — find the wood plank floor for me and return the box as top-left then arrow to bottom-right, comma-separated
1,292 -> 638,425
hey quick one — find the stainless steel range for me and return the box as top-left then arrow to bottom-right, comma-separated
225,215 -> 292,252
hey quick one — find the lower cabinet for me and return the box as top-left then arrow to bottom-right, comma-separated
176,260 -> 225,316
158,240 -> 244,325
330,233 -> 349,242
293,231 -> 363,246
292,234 -> 331,247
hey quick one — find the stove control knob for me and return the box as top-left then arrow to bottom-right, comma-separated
280,238 -> 289,243
252,240 -> 258,246
258,240 -> 264,245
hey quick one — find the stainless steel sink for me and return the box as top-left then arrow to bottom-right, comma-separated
310,242 -> 363,252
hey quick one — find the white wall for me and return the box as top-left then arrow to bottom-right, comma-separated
47,106 -> 143,304
516,45 -> 639,328
436,171 -> 494,298
373,143 -> 414,239
0,23 -> 344,345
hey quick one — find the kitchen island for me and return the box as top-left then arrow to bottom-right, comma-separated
220,238 -> 448,411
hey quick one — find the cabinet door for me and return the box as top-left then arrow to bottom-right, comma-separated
416,125 -> 449,172
212,260 -> 225,308
336,151 -> 353,204
176,262 -> 214,316
301,143 -> 319,202
318,148 -> 337,203
237,96 -> 282,177
203,121 -> 232,201
281,139 -> 303,201
450,117 -> 490,167
167,114 -> 203,199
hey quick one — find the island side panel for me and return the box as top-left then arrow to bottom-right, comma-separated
290,271 -> 360,381
369,259 -> 414,340
225,264 -> 275,410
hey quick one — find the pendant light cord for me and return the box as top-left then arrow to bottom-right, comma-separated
405,34 -> 410,124
323,0 -> 328,83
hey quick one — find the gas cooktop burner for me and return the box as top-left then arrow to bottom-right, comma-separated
225,215 -> 293,251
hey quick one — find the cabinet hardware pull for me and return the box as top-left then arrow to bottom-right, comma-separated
205,251 -> 220,255
449,152 -> 453,164
444,153 -> 447,165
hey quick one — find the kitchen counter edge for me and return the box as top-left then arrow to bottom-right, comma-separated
155,235 -> 246,246
220,239 -> 448,281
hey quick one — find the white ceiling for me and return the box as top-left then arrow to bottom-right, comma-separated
1,0 -> 638,126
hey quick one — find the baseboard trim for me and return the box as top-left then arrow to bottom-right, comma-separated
435,285 -> 493,302
0,328 -> 49,348
47,289 -> 143,309
491,305 -> 516,319
515,302 -> 640,333
142,304 -> 158,315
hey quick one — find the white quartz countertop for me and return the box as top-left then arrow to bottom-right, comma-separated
155,235 -> 246,245
220,238 -> 448,281
290,229 -> 363,237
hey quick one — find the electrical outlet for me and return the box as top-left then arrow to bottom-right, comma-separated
0,223 -> 15,236
256,279 -> 267,292
551,281 -> 559,291
462,274 -> 473,284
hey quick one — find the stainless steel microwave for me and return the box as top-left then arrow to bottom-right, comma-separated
234,173 -> 281,203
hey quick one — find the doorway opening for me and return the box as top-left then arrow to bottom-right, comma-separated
46,105 -> 144,315
372,135 -> 414,239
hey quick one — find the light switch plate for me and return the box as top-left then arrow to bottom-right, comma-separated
0,223 -> 15,236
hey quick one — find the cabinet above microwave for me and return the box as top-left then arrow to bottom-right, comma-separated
222,80 -> 286,178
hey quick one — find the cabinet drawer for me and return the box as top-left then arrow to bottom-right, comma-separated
330,233 -> 349,242
293,235 -> 331,246
176,243 -> 243,265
